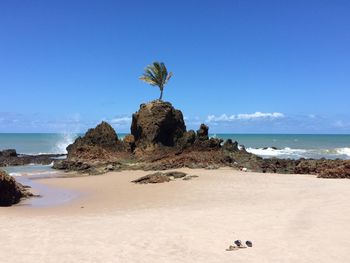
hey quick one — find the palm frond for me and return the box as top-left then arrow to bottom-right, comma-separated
139,61 -> 173,100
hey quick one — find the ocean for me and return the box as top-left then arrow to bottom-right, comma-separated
0,133 -> 349,160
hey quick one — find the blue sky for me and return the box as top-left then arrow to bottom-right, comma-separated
0,0 -> 349,133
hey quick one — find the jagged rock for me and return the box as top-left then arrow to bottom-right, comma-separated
294,159 -> 318,174
0,151 -> 64,167
131,100 -> 186,148
318,163 -> 350,179
0,170 -> 32,206
222,139 -> 239,152
67,122 -> 122,158
196,124 -> 209,141
179,130 -> 196,148
132,172 -> 171,184
123,134 -> 136,152
53,160 -> 91,171
0,149 -> 17,157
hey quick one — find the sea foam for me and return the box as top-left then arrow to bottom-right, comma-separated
246,147 -> 350,160
246,147 -> 307,159
336,147 -> 350,157
51,133 -> 77,154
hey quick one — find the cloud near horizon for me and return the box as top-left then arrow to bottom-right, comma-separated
1,111 -> 350,134
207,112 -> 285,122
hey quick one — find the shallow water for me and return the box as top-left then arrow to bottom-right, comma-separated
3,164 -> 79,207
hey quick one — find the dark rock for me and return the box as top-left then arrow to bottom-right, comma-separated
132,172 -> 171,184
0,170 -> 32,206
222,139 -> 239,152
52,160 -> 91,171
193,137 -> 223,150
123,134 -> 136,152
0,149 -> 17,157
179,130 -> 196,147
164,171 -> 187,178
196,124 -> 209,141
67,121 -> 122,158
318,163 -> 350,179
0,152 -> 64,167
131,100 -> 186,148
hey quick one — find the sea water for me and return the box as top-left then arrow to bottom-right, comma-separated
0,133 -> 349,160
215,134 -> 350,160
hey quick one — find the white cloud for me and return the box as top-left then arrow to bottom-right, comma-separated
333,120 -> 349,128
110,116 -> 132,124
207,112 -> 285,122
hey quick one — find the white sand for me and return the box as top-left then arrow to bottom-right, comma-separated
1,168 -> 350,263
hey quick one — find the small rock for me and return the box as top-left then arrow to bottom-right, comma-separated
246,240 -> 253,247
132,172 -> 171,184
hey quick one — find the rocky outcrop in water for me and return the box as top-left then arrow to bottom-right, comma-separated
0,170 -> 33,206
0,149 -> 17,157
51,100 -> 350,178
52,101 -> 265,173
0,149 -> 64,167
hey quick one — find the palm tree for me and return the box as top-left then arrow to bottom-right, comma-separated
139,62 -> 173,100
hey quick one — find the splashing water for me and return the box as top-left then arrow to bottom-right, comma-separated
51,133 -> 78,154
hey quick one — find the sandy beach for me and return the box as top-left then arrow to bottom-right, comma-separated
1,168 -> 350,263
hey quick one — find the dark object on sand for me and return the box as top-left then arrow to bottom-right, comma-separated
246,240 -> 253,247
165,171 -> 187,178
132,172 -> 171,184
132,171 -> 190,184
234,240 -> 242,247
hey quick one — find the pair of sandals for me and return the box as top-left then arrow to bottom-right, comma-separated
226,240 -> 253,251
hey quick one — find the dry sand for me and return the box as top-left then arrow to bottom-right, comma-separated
1,168 -> 350,263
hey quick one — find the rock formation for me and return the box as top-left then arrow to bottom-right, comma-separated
0,170 -> 32,206
0,149 -> 64,167
67,121 -> 123,158
131,100 -> 186,149
52,100 -> 350,179
0,149 -> 17,157
196,124 -> 209,141
318,163 -> 350,179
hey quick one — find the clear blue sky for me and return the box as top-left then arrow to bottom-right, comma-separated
1,0 -> 349,133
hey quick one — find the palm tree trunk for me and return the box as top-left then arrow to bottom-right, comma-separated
159,88 -> 163,100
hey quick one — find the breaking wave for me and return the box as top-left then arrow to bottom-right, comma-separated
246,147 -> 350,160
51,133 -> 77,154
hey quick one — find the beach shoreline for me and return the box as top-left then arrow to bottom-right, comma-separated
1,168 -> 350,262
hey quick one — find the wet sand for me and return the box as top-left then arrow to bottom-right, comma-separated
1,168 -> 350,262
